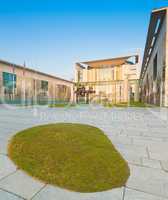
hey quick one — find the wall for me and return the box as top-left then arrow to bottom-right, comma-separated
75,62 -> 139,103
0,62 -> 74,104
141,17 -> 166,106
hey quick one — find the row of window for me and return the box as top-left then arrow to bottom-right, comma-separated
2,72 -> 49,93
78,68 -> 123,82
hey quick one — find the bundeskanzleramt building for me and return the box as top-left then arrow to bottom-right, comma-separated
75,55 -> 139,103
140,7 -> 168,106
0,59 -> 74,104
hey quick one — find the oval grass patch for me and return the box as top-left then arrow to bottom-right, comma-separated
8,123 -> 130,192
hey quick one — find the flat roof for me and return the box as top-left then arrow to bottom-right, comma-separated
0,59 -> 73,84
76,55 -> 139,68
140,7 -> 167,81
152,7 -> 168,13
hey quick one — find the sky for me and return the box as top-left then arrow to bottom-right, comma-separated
0,0 -> 168,80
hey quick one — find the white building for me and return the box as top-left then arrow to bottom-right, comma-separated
75,55 -> 139,103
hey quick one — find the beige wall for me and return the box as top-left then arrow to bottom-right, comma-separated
75,60 -> 139,103
0,62 -> 74,103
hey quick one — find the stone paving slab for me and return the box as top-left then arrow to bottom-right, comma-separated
0,189 -> 24,200
32,185 -> 124,200
0,139 -> 9,155
161,161 -> 168,172
142,158 -> 161,169
108,135 -> 132,145
122,153 -> 142,165
116,143 -> 148,158
149,150 -> 168,161
0,170 -> 45,199
127,165 -> 168,198
0,155 -> 17,180
124,188 -> 167,200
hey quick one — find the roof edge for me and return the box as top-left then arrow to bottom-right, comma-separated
152,7 -> 168,13
78,54 -> 139,65
0,59 -> 73,84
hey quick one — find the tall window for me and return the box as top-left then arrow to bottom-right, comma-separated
3,72 -> 16,93
41,80 -> 48,91
153,54 -> 157,81
112,69 -> 114,80
78,71 -> 83,82
116,67 -> 122,80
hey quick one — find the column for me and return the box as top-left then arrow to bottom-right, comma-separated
134,81 -> 139,102
164,9 -> 168,106
70,84 -> 74,103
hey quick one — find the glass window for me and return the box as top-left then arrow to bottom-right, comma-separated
112,69 -> 114,80
78,71 -> 83,82
41,80 -> 48,91
3,72 -> 16,93
153,54 -> 157,81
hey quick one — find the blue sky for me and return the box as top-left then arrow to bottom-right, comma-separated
0,0 -> 167,80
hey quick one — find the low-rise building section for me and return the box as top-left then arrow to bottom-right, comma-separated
0,60 -> 74,104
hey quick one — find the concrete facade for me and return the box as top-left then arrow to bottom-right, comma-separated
0,60 -> 74,104
140,7 -> 168,106
75,55 -> 139,103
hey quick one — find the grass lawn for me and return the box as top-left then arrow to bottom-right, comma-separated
49,103 -> 76,108
104,101 -> 154,108
8,123 -> 130,193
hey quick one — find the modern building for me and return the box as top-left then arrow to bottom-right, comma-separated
0,59 -> 74,104
140,7 -> 168,106
75,55 -> 139,103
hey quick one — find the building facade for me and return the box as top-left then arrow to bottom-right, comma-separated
0,60 -> 74,104
75,55 -> 139,103
140,7 -> 168,106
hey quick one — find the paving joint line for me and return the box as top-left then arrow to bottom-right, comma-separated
0,170 -> 18,182
122,186 -> 126,200
30,184 -> 47,200
0,187 -> 26,200
125,185 -> 167,199
146,147 -> 150,159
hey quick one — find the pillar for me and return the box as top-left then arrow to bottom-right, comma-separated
164,8 -> 168,107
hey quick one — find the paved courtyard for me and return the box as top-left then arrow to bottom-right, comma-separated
0,105 -> 168,200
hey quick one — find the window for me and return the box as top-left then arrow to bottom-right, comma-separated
119,85 -> 122,97
41,80 -> 48,91
112,69 -> 114,80
116,67 -> 122,80
78,71 -> 83,82
153,54 -> 157,81
3,72 -> 16,93
154,18 -> 161,34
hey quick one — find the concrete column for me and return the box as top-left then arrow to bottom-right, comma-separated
134,81 -> 139,102
70,84 -> 74,103
123,78 -> 129,102
164,9 -> 168,106
74,64 -> 79,83
114,67 -> 117,80
21,78 -> 26,104
92,69 -> 95,82
160,81 -> 163,107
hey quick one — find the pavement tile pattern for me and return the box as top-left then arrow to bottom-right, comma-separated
0,105 -> 168,199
